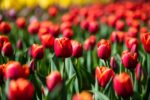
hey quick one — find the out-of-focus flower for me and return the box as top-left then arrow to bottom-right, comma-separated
110,57 -> 118,70
31,44 -> 44,59
0,35 -> 9,50
97,39 -> 111,60
0,64 -> 5,84
0,22 -> 11,34
113,72 -> 133,97
127,27 -> 138,37
110,31 -> 125,43
135,63 -> 144,81
84,35 -> 96,51
140,33 -> 150,53
28,21 -> 40,35
121,50 -> 138,69
95,66 -> 115,87
8,78 -> 34,100
54,37 -> 72,58
60,22 -> 72,32
88,21 -> 99,34
73,91 -> 93,100
48,6 -> 58,17
62,28 -> 74,38
115,20 -> 124,31
2,42 -> 13,57
71,40 -> 83,58
46,71 -> 62,91
17,39 -> 23,50
125,37 -> 138,51
16,17 -> 26,29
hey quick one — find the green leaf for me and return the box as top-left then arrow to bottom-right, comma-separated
91,90 -> 110,100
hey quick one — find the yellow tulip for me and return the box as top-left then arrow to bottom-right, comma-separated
38,0 -> 54,9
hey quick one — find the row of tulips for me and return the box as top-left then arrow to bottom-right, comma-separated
0,1 -> 150,100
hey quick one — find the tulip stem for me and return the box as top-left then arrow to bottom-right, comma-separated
147,54 -> 150,76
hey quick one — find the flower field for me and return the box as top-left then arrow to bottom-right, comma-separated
0,1 -> 150,100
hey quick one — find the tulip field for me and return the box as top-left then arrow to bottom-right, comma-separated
0,1 -> 150,100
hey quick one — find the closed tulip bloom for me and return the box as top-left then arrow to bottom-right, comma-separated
54,37 -> 72,58
28,21 -> 40,35
16,17 -> 26,29
88,21 -> 99,33
121,50 -> 138,69
46,71 -> 62,91
116,20 -> 124,31
95,66 -> 115,87
17,39 -> 23,50
49,24 -> 60,37
113,72 -> 133,97
4,61 -> 23,79
40,34 -> 55,48
127,27 -> 138,37
140,33 -> 150,53
8,78 -> 34,100
0,22 -> 11,34
2,42 -> 13,57
62,28 -> 74,38
31,44 -> 44,59
140,27 -> 148,33
80,19 -> 89,30
110,57 -> 118,70
60,22 -> 72,32
97,39 -> 111,60
84,35 -> 96,51
71,40 -> 83,58
48,6 -> 58,17
107,15 -> 117,27
110,31 -> 125,43
73,91 -> 93,100
125,37 -> 138,51
135,63 -> 144,81
61,14 -> 73,22
0,35 -> 9,50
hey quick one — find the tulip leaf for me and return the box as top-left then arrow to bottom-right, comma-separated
91,90 -> 110,100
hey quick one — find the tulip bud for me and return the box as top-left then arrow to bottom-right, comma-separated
22,64 -> 30,78
2,42 -> 13,57
40,34 -> 55,48
110,31 -> 125,44
107,15 -> 117,27
61,14 -> 73,22
49,24 -> 60,37
31,44 -> 44,59
71,40 -> 83,58
8,78 -> 34,100
140,27 -> 148,33
110,57 -> 118,70
4,61 -> 23,79
0,22 -> 11,34
125,37 -> 138,51
95,66 -> 115,87
113,72 -> 133,97
128,27 -> 138,37
16,17 -> 26,29
116,20 -> 124,31
48,6 -> 58,17
121,50 -> 137,69
135,63 -> 143,81
97,39 -> 111,60
17,39 -> 23,50
46,71 -> 62,91
73,91 -> 93,100
140,33 -> 150,53
60,22 -> 72,32
29,59 -> 36,73
88,21 -> 99,33
84,35 -> 96,51
62,28 -> 74,38
54,37 -> 72,58
80,20 -> 89,30
28,21 -> 40,35
0,35 -> 9,50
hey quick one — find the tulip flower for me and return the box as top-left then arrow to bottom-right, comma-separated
16,17 -> 26,29
140,33 -> 150,53
97,39 -> 111,60
54,37 -> 72,58
40,34 -> 55,48
49,24 -> 60,37
127,27 -> 138,37
88,21 -> 99,33
110,31 -> 125,43
113,72 -> 133,97
48,6 -> 58,17
28,21 -> 40,34
84,35 -> 96,51
46,71 -> 62,91
115,20 -> 124,31
8,78 -> 34,100
125,37 -> 138,51
60,22 -> 72,32
0,35 -> 9,50
95,66 -> 115,87
4,61 -> 23,79
17,39 -> 23,50
2,42 -> 13,57
71,40 -> 83,58
121,50 -> 138,69
80,19 -> 89,30
0,65 -> 5,84
73,91 -> 93,100
107,15 -> 117,27
110,57 -> 118,70
0,22 -> 11,34
61,14 -> 73,22
62,28 -> 74,38
31,44 -> 44,59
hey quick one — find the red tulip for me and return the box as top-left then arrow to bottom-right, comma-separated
121,50 -> 138,69
95,66 -> 115,87
0,35 -> 9,50
110,57 -> 118,70
84,35 -> 96,51
73,91 -> 93,100
127,27 -> 138,37
140,33 -> 150,53
54,37 -> 72,58
113,72 -> 133,97
80,20 -> 89,30
2,42 -> 13,57
71,40 -> 83,58
110,31 -> 125,43
22,64 -> 30,78
49,24 -> 60,37
17,39 -> 23,50
88,21 -> 99,33
48,6 -> 58,17
140,27 -> 148,33
28,21 -> 40,35
31,44 -> 44,59
97,39 -> 111,60
135,63 -> 144,81
125,37 -> 138,51
62,28 -> 74,38
115,20 -> 124,31
16,17 -> 26,29
107,15 -> 117,27
38,27 -> 50,38
0,22 -> 11,34
8,78 -> 34,100
46,71 -> 62,91
4,61 -> 23,79
40,34 -> 55,48
0,65 -> 5,83
61,14 -> 73,22
60,22 -> 72,32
